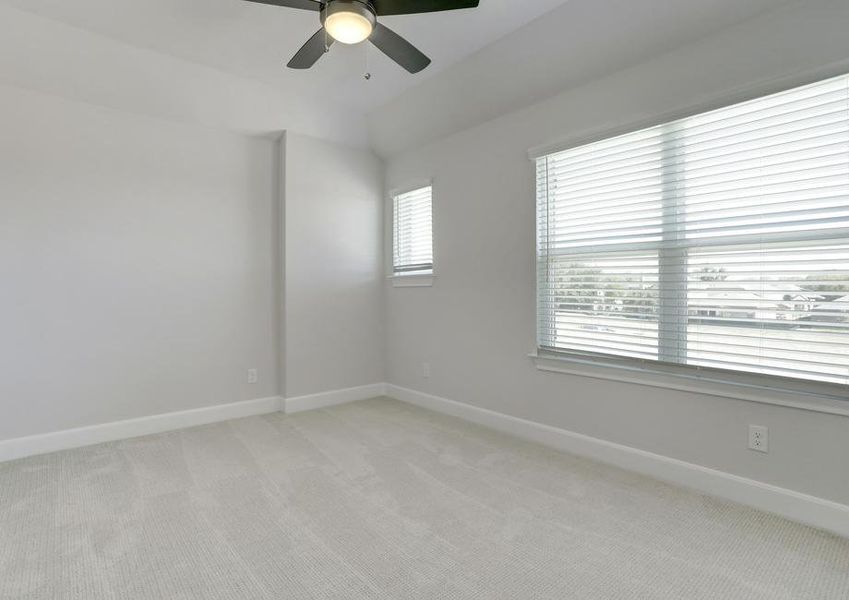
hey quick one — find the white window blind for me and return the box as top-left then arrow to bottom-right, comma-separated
393,186 -> 433,274
536,74 -> 849,387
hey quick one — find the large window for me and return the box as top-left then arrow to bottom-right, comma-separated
393,185 -> 433,275
536,74 -> 849,387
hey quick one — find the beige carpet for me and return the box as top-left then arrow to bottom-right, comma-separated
1,397 -> 847,599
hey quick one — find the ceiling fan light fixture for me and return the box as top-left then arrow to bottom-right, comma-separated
246,0 -> 480,72
322,1 -> 375,44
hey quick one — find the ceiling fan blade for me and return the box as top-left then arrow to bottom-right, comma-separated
287,29 -> 333,69
370,0 -> 478,17
243,0 -> 322,11
369,23 -> 430,74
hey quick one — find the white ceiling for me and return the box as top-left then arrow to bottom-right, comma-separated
0,0 -> 571,114
0,0 -> 807,149
368,0 -> 800,156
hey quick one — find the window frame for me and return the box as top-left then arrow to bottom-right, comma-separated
389,182 -> 434,286
531,72 -> 849,404
529,348 -> 849,415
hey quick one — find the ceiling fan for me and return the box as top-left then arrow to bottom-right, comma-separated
244,0 -> 480,74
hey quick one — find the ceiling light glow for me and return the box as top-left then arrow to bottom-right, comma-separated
325,10 -> 373,44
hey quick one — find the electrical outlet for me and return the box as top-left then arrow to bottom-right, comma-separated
748,425 -> 768,453
422,362 -> 431,378
247,368 -> 258,384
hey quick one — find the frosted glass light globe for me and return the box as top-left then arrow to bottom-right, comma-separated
325,10 -> 373,44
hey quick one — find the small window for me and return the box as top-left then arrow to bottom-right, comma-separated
393,186 -> 433,275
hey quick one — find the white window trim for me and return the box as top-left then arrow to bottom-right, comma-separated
387,273 -> 435,287
388,179 -> 434,286
529,350 -> 849,417
530,66 -> 849,403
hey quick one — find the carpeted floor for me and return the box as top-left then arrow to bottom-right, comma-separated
1,397 -> 847,599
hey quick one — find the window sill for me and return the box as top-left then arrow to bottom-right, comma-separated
529,351 -> 849,417
388,274 -> 434,288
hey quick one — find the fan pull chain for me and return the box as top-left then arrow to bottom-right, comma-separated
363,42 -> 371,81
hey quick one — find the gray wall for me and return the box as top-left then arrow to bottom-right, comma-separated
0,88 -> 386,442
0,85 -> 278,441
284,132 -> 385,397
381,2 -> 849,504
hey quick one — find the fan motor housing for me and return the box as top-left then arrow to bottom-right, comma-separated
320,0 -> 377,28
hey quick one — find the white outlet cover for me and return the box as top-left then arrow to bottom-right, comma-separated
247,368 -> 258,384
748,425 -> 769,453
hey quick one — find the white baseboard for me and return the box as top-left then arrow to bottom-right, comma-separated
0,396 -> 282,463
385,384 -> 849,539
1,381 -> 389,462
5,380 -> 846,538
284,383 -> 387,414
